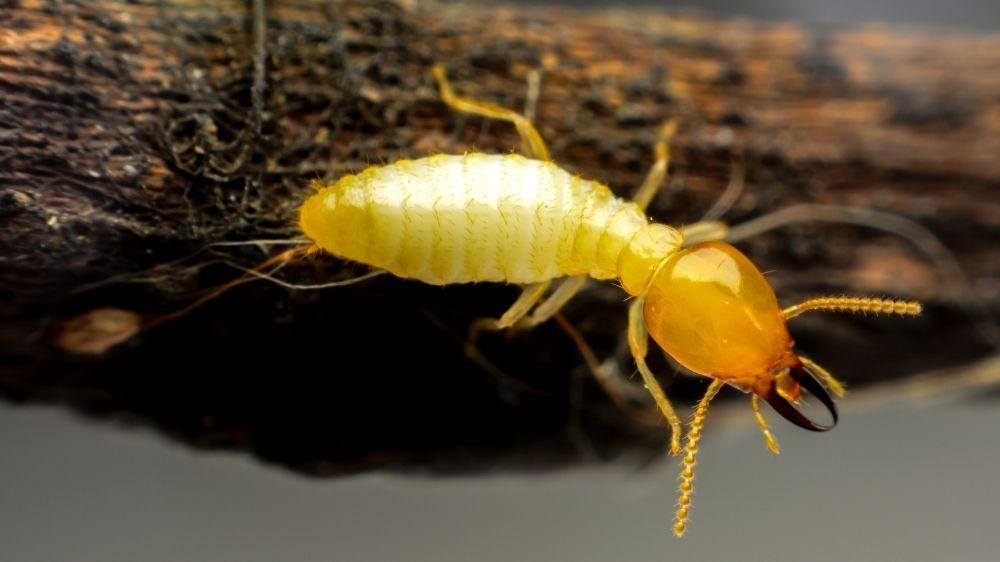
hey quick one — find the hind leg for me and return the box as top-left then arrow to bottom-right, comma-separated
432,65 -> 551,161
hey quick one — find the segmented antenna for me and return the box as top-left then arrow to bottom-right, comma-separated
674,379 -> 724,537
783,296 -> 922,319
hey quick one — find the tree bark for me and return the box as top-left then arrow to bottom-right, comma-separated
1,0 -> 997,475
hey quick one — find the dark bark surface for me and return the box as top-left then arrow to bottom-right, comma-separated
1,0 -> 997,476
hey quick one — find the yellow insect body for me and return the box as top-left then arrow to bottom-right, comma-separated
148,64 -> 929,539
291,66 -> 924,538
299,153 -> 682,289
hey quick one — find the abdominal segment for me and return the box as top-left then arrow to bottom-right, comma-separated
300,153 -> 648,285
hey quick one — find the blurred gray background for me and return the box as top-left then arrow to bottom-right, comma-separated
2,397 -> 999,562
2,1 -> 997,561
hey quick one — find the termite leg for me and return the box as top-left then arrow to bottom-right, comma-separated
469,274 -> 590,356
751,394 -> 780,454
700,157 -> 746,223
679,221 -> 730,246
678,158 -> 746,246
631,119 -> 678,211
628,297 -> 683,455
466,281 -> 551,356
514,276 -> 588,330
432,64 -> 551,161
553,314 -> 660,424
523,68 -> 543,123
548,284 -> 662,426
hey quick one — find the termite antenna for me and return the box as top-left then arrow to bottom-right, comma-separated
674,379 -> 724,538
783,296 -> 922,320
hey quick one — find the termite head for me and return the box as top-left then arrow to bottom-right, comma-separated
642,241 -> 837,429
648,241 -> 924,537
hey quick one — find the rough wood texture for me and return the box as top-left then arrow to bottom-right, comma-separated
1,0 -> 997,475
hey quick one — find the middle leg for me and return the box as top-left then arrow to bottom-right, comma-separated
439,63 -> 566,351
471,275 -> 591,353
466,281 -> 550,356
513,276 -> 588,330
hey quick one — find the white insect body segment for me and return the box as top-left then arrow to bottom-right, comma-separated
300,153 -> 679,287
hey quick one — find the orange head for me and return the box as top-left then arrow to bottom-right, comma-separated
643,241 -> 837,430
640,240 -> 922,537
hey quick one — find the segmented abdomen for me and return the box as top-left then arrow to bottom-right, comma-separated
299,153 -> 648,285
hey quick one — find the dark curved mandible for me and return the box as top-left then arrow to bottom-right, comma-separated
762,363 -> 839,431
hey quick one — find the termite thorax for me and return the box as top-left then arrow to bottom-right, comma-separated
617,223 -> 683,296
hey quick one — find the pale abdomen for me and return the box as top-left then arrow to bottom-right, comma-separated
299,153 -> 649,285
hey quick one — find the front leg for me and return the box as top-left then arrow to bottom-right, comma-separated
628,297 -> 682,455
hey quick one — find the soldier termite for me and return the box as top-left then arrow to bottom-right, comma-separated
138,64 -> 928,537
293,65 -> 924,536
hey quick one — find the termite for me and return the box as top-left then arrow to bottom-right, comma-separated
289,65 -> 923,536
135,64 -> 924,537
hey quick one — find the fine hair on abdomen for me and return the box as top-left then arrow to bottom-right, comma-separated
299,153 -> 648,285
